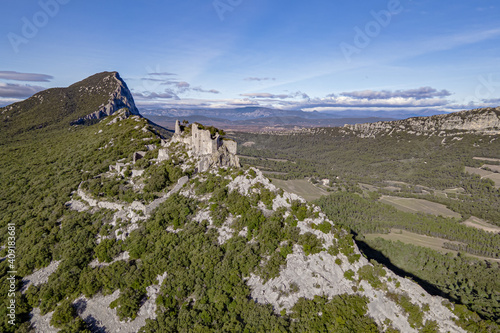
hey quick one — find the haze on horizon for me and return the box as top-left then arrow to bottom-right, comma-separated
1,0 -> 499,115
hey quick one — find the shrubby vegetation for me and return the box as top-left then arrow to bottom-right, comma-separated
289,294 -> 379,332
143,160 -> 185,193
385,291 -> 427,330
82,176 -> 147,203
357,262 -> 386,289
50,299 -> 89,331
0,110 -> 168,331
94,238 -> 122,263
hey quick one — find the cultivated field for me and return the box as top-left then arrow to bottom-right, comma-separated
239,155 -> 293,163
465,166 -> 500,186
379,195 -> 461,219
271,178 -> 329,201
484,164 -> 500,172
473,157 -> 500,163
462,216 -> 500,233
465,166 -> 494,177
365,229 -> 460,254
443,187 -> 465,194
365,229 -> 500,262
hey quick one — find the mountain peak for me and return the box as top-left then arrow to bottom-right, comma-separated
68,71 -> 140,124
1,71 -> 139,136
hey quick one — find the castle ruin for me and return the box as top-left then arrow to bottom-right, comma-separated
169,120 -> 240,172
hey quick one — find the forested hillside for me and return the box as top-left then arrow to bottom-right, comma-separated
1,74 -> 498,332
233,108 -> 500,327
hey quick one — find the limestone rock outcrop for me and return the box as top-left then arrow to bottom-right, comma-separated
342,107 -> 500,138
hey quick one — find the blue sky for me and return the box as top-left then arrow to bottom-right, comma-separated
1,0 -> 499,113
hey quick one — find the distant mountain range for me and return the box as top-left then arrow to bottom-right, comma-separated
140,107 -> 449,132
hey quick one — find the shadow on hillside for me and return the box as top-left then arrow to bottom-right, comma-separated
354,237 -> 461,304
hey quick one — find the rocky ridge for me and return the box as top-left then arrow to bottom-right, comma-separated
341,107 -> 500,138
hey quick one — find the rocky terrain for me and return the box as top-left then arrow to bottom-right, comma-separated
341,107 -> 500,138
71,72 -> 140,124
21,109 -> 469,332
1,72 -> 494,332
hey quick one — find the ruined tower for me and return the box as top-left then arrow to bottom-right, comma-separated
167,121 -> 240,172
175,120 -> 181,135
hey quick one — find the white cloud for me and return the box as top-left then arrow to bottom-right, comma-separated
0,71 -> 53,82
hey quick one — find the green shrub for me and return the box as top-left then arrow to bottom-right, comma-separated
50,300 -> 76,328
344,269 -> 355,281
298,232 -> 323,255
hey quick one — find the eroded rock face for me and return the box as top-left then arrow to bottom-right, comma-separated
342,107 -> 500,137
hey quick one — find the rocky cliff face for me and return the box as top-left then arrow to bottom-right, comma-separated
71,72 -> 140,124
341,107 -> 500,138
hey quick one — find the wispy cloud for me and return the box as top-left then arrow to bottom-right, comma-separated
0,82 -> 46,98
244,77 -> 276,82
142,78 -> 167,82
482,97 -> 500,104
240,91 -> 309,100
133,89 -> 180,100
161,80 -> 220,94
137,76 -> 220,99
338,87 -> 451,100
0,71 -> 53,82
147,72 -> 177,76
241,93 -> 290,99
